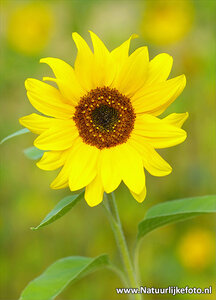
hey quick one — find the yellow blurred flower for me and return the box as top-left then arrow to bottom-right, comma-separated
141,0 -> 194,46
177,228 -> 215,270
7,2 -> 53,55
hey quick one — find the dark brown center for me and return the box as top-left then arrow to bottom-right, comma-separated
73,87 -> 135,149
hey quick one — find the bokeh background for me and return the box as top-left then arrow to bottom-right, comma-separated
0,0 -> 215,299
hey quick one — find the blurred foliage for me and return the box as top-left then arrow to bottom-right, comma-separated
0,0 -> 215,299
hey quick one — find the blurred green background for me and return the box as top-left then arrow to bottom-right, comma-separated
0,0 -> 215,299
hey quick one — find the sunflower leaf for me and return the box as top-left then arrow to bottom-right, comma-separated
24,146 -> 44,160
19,254 -> 110,300
0,128 -> 29,144
137,195 -> 216,241
31,192 -> 84,230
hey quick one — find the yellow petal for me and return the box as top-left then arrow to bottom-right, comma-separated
111,34 -> 138,72
100,148 -> 121,193
162,112 -> 189,128
85,174 -> 104,207
25,79 -> 74,118
89,31 -> 116,87
68,138 -> 100,191
50,138 -> 98,191
36,149 -> 70,171
145,53 -> 173,86
19,113 -> 54,134
72,32 -> 94,91
143,148 -> 172,176
34,119 -> 78,150
130,185 -> 146,203
40,57 -> 85,104
129,137 -> 172,176
113,143 -> 145,194
132,74 -> 186,116
133,114 -> 187,149
50,145 -> 79,190
50,162 -> 70,190
113,46 -> 149,97
51,177 -> 68,189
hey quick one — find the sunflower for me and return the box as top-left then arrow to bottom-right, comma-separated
19,31 -> 188,207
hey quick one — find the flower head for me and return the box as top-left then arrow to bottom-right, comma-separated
19,32 -> 188,206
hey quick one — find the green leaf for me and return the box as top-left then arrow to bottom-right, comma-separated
31,192 -> 84,230
0,128 -> 29,144
24,146 -> 44,160
19,254 -> 109,300
137,195 -> 216,241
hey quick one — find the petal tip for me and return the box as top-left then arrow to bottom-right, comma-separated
25,78 -> 35,90
166,166 -> 173,176
72,31 -> 78,38
181,74 -> 187,86
24,78 -> 30,88
18,114 -> 33,127
131,33 -> 139,39
85,200 -> 98,208
35,161 -> 42,169
40,58 -> 46,64
131,187 -> 147,203
19,117 -> 25,127
84,192 -> 102,207
182,112 -> 189,125
33,138 -> 44,150
88,29 -> 94,35
162,52 -> 173,60
72,32 -> 82,43
42,76 -> 56,82
33,139 -> 38,148
50,181 -> 56,189
88,30 -> 96,39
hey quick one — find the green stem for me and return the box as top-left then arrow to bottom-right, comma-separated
104,193 -> 142,300
134,240 -> 141,283
107,264 -> 128,287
